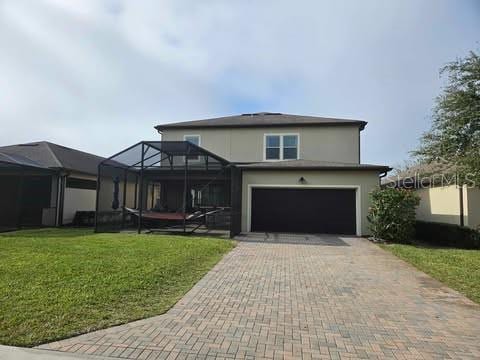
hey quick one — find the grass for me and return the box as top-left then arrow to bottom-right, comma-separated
0,228 -> 234,347
380,242 -> 480,304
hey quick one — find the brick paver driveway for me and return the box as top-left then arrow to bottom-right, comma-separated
40,234 -> 480,359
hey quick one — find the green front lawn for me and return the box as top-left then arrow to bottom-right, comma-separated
380,243 -> 480,304
0,228 -> 234,347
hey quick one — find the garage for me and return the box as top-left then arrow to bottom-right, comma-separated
251,187 -> 357,234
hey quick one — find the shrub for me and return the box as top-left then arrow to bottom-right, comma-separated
367,187 -> 420,243
415,221 -> 480,249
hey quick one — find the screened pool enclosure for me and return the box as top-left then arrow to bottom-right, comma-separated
95,141 -> 242,237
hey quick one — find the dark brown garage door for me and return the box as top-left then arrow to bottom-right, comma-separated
251,188 -> 356,234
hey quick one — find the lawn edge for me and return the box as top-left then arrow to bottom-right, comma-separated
33,240 -> 236,349
376,242 -> 480,306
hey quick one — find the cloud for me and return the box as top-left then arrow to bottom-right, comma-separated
0,0 -> 478,162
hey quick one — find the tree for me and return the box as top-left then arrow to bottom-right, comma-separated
414,51 -> 480,185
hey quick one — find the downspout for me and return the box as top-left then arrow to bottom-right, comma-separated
459,185 -> 465,227
94,163 -> 101,232
379,171 -> 388,187
57,172 -> 69,227
54,172 -> 61,226
58,175 -> 63,226
134,176 -> 138,208
358,129 -> 361,164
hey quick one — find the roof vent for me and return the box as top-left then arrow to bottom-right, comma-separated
241,112 -> 282,116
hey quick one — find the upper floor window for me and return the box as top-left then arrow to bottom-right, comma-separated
264,134 -> 299,161
184,135 -> 200,161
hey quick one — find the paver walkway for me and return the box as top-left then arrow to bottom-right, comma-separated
0,345 -> 96,360
39,234 -> 480,359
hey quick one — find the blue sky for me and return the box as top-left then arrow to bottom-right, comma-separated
0,0 -> 478,167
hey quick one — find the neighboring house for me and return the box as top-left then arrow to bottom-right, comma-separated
144,112 -> 390,236
0,141 -> 104,231
384,162 -> 480,230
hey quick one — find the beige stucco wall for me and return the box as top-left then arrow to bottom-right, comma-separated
97,174 -> 137,212
415,185 -> 480,230
62,173 -> 98,224
465,187 -> 480,230
63,188 -> 96,224
414,185 -> 480,230
40,173 -> 98,226
161,126 -> 360,163
415,185 -> 462,225
241,170 -> 380,236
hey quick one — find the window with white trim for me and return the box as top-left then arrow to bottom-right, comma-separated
282,135 -> 298,160
264,134 -> 298,160
184,135 -> 200,160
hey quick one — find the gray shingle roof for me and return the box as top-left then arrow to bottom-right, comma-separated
155,112 -> 367,131
0,152 -> 52,170
0,142 -> 105,175
237,159 -> 391,171
382,161 -> 457,187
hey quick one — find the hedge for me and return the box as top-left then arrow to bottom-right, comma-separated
415,221 -> 480,249
368,187 -> 419,243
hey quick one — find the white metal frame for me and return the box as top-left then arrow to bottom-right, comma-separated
246,184 -> 362,236
263,133 -> 300,161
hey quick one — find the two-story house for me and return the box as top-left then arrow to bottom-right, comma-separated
95,112 -> 389,236
151,112 -> 390,236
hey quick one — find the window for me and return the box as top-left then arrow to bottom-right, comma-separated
265,135 -> 280,160
66,177 -> 97,190
283,135 -> 298,160
264,134 -> 299,161
184,135 -> 200,161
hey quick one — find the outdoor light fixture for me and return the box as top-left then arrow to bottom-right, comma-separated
299,176 -> 307,184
